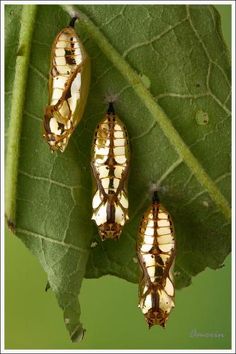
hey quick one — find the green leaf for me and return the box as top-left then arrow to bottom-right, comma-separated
5,4 -> 231,341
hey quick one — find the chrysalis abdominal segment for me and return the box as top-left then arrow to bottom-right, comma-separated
91,102 -> 130,240
43,17 -> 90,152
137,191 -> 176,328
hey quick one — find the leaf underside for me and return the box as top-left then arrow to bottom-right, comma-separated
5,4 -> 231,341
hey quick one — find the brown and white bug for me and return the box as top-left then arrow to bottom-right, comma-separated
91,102 -> 130,240
43,17 -> 90,152
137,191 -> 176,328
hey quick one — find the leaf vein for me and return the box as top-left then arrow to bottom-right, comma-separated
16,227 -> 88,253
19,170 -> 81,190
29,63 -> 48,82
130,121 -> 157,142
24,110 -> 42,122
68,5 -> 230,220
156,92 -> 209,101
91,66 -> 113,88
100,5 -> 127,28
157,157 -> 183,185
122,16 -> 188,58
187,5 -> 231,89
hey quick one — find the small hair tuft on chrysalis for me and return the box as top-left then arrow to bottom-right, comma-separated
148,182 -> 168,200
103,91 -> 119,105
149,182 -> 160,195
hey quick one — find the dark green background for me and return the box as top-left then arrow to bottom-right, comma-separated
5,5 -> 231,350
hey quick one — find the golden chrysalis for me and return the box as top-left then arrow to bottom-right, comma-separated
91,102 -> 130,240
137,191 -> 176,328
43,17 -> 90,152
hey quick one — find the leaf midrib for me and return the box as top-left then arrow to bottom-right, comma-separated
5,5 -> 38,226
61,4 -> 230,221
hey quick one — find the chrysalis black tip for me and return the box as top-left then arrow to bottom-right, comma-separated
107,102 -> 115,115
152,190 -> 160,203
69,17 -> 78,28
